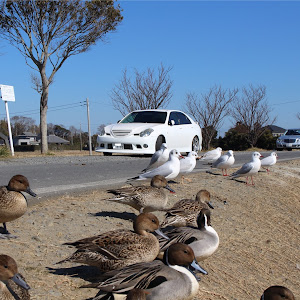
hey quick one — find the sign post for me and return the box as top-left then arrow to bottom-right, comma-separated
0,85 -> 15,156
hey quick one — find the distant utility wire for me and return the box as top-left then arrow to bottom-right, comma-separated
0,101 -> 86,118
271,100 -> 300,106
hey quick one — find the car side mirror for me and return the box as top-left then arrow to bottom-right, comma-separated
168,120 -> 175,126
117,120 -> 121,123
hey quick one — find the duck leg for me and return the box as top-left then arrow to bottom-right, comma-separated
0,223 -> 17,239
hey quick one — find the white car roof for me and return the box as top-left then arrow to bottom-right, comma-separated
131,109 -> 185,113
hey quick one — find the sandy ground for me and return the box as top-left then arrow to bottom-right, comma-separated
0,158 -> 299,300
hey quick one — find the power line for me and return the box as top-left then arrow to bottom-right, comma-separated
271,100 -> 300,106
0,101 -> 85,118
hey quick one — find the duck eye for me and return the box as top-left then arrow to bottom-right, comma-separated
183,250 -> 188,254
151,219 -> 156,223
4,265 -> 8,268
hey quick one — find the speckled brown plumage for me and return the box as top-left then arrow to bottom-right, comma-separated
160,189 -> 211,228
58,213 -> 164,272
103,175 -> 174,213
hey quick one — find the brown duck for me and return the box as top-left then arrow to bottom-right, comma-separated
0,175 -> 36,239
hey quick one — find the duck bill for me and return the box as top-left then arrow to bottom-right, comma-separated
164,185 -> 175,194
12,273 -> 30,290
207,201 -> 214,209
154,228 -> 169,240
26,187 -> 37,197
190,259 -> 208,275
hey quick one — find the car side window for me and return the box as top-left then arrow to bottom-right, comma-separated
177,112 -> 192,125
168,112 -> 179,125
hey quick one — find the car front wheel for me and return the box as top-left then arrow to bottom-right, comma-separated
192,136 -> 199,152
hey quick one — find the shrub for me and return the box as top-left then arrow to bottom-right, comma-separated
0,146 -> 9,157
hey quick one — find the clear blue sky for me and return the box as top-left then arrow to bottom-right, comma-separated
0,0 -> 299,136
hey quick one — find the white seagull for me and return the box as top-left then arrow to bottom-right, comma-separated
260,152 -> 278,174
179,151 -> 198,183
199,147 -> 222,163
230,151 -> 263,185
130,149 -> 183,181
142,143 -> 169,172
211,150 -> 235,176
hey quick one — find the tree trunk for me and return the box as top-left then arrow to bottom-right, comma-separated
40,85 -> 49,154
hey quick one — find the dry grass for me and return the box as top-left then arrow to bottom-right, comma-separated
0,159 -> 299,299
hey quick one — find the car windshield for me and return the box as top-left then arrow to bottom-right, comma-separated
120,111 -> 167,124
285,129 -> 300,135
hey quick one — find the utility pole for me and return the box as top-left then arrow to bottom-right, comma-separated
86,98 -> 92,156
79,123 -> 82,151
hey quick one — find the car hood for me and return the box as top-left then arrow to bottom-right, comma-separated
278,134 -> 300,140
106,123 -> 164,134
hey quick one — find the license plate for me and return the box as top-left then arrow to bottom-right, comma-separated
113,143 -> 123,149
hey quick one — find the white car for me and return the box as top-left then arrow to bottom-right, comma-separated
96,109 -> 202,156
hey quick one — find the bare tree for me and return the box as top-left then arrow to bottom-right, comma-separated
10,116 -> 37,135
0,0 -> 122,153
111,64 -> 173,116
185,85 -> 238,150
231,84 -> 276,148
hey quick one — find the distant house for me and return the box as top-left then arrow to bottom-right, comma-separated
13,132 -> 39,146
14,132 -> 70,146
266,125 -> 286,137
47,134 -> 70,145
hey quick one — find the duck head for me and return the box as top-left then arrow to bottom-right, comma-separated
164,243 -> 207,276
151,175 -> 175,193
134,213 -> 168,239
7,175 -> 37,197
0,254 -> 30,290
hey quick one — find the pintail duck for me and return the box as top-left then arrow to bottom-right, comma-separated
261,285 -> 295,300
157,208 -> 219,263
211,150 -> 235,176
58,212 -> 168,272
0,254 -> 30,300
0,175 -> 37,239
142,143 -> 169,172
104,175 -> 175,213
160,189 -> 213,228
130,149 -> 183,181
179,151 -> 198,184
230,151 -> 262,185
82,243 -> 207,300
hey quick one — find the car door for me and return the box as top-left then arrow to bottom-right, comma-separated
167,111 -> 192,151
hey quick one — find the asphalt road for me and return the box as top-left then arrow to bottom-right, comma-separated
0,150 -> 299,205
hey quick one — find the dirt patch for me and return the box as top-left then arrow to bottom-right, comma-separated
1,159 -> 299,300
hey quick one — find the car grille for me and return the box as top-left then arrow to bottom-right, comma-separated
284,139 -> 296,143
111,130 -> 132,137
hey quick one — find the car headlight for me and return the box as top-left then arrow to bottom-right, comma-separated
140,128 -> 154,137
277,139 -> 283,143
296,138 -> 300,143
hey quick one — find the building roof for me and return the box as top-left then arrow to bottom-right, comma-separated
267,125 -> 286,133
22,132 -> 37,137
47,134 -> 70,144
